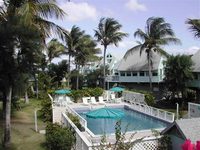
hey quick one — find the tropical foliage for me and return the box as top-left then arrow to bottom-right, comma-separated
0,0 -> 65,147
45,123 -> 76,150
124,17 -> 180,90
46,39 -> 65,63
164,54 -> 194,99
186,19 -> 200,38
94,17 -> 128,89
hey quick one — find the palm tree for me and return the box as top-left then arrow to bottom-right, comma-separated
47,39 -> 65,63
186,19 -> 200,38
64,26 -> 85,87
74,34 -> 100,89
124,17 -> 180,90
0,0 -> 66,148
94,17 -> 128,89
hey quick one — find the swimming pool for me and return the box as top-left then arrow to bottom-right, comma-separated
76,106 -> 169,135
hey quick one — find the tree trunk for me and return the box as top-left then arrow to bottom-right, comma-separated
2,91 -> 6,120
25,89 -> 29,104
68,53 -> 71,88
76,65 -> 79,90
103,46 -> 107,90
148,55 -> 153,91
3,85 -> 12,149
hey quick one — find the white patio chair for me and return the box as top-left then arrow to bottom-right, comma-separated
82,97 -> 89,105
98,96 -> 106,105
90,97 -> 97,105
110,94 -> 116,103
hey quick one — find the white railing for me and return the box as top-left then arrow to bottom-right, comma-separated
66,106 -> 87,128
127,102 -> 175,122
66,106 -> 95,137
61,113 -> 93,150
62,112 -> 161,150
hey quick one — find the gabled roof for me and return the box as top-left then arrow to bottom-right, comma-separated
162,118 -> 200,143
118,49 -> 163,71
192,50 -> 200,72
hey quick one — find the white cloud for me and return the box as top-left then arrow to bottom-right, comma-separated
0,0 -> 3,6
60,2 -> 98,22
184,46 -> 200,55
167,46 -> 200,55
125,0 -> 147,12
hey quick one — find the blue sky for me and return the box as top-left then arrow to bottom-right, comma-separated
53,0 -> 200,61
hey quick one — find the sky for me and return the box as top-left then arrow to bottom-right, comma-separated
1,0 -> 200,61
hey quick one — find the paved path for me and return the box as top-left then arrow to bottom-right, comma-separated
52,106 -> 66,123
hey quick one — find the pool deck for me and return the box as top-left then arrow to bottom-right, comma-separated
52,102 -> 163,144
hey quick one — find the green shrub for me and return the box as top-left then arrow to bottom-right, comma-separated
144,93 -> 155,106
90,87 -> 103,97
157,135 -> 172,150
129,89 -> 155,106
67,113 -> 84,131
46,123 -> 76,150
40,98 -> 52,122
69,88 -> 104,103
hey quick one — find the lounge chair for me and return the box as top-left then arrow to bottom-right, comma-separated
82,97 -> 90,105
110,94 -> 116,103
90,97 -> 97,105
98,96 -> 106,105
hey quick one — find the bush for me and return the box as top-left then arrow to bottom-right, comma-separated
67,113 -> 84,131
157,135 -> 172,150
40,98 -> 52,122
90,87 -> 103,97
129,89 -> 155,106
69,87 -> 104,103
144,93 -> 155,106
46,123 -> 75,150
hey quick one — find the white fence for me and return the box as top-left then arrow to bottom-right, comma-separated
61,113 -> 93,150
188,102 -> 200,118
128,102 -> 175,122
122,91 -> 146,104
61,112 -> 160,150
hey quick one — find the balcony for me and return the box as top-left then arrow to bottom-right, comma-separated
106,75 -> 163,83
187,80 -> 200,88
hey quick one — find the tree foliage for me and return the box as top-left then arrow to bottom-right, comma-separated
45,123 -> 76,150
94,17 -> 128,89
124,17 -> 180,90
164,54 -> 194,99
186,19 -> 200,38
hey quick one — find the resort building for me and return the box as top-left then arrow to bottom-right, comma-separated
80,53 -> 119,75
187,50 -> 200,98
106,48 -> 166,98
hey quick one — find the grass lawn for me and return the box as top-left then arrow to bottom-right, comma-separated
163,108 -> 188,119
0,99 -> 46,150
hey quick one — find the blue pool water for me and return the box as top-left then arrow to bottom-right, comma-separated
76,106 -> 169,135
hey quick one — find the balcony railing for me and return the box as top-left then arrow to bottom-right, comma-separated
106,75 -> 163,83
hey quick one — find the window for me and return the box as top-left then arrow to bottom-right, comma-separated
153,71 -> 158,76
193,73 -> 198,80
120,72 -> 125,76
115,72 -> 119,76
145,72 -> 149,76
126,72 -> 131,76
132,72 -> 137,76
140,71 -> 144,76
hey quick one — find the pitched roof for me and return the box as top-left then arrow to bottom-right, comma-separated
118,49 -> 162,71
162,118 -> 200,143
192,50 -> 200,72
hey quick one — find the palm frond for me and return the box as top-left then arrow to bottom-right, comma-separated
35,2 -> 65,19
186,18 -> 200,38
134,29 -> 147,41
35,17 -> 67,40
